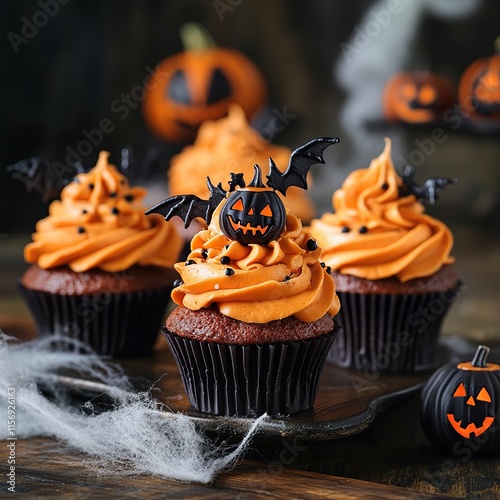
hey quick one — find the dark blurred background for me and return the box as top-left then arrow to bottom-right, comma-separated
1,0 -> 499,234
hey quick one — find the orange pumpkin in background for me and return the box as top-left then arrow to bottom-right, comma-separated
143,23 -> 267,144
383,72 -> 455,124
458,45 -> 500,119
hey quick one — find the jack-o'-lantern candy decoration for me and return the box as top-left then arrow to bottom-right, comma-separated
143,23 -> 267,144
146,137 -> 339,246
383,72 -> 455,124
421,345 -> 500,457
458,40 -> 500,118
219,166 -> 286,246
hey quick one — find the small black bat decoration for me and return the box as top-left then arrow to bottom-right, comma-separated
267,137 -> 340,195
7,157 -> 84,202
146,137 -> 339,245
145,179 -> 227,228
399,165 -> 457,204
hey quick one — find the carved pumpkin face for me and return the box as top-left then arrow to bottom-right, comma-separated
421,345 -> 500,457
447,382 -> 495,439
143,48 -> 267,144
458,54 -> 500,117
383,72 -> 454,124
220,187 -> 286,246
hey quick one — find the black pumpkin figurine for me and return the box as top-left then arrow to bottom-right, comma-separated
421,345 -> 500,457
146,137 -> 339,245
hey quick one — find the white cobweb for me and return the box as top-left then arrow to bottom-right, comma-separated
0,331 -> 266,484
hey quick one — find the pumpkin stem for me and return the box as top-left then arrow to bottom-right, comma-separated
471,345 -> 490,368
179,23 -> 216,51
249,165 -> 265,188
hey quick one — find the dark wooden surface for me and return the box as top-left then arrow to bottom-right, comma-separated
1,228 -> 500,498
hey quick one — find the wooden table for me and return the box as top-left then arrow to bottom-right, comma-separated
1,227 -> 500,499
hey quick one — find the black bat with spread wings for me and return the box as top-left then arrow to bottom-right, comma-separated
267,136 -> 340,195
146,179 -> 227,229
399,165 -> 457,204
146,137 -> 339,233
7,157 -> 84,202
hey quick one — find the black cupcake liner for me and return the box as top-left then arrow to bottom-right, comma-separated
163,327 -> 338,417
18,282 -> 171,358
327,283 -> 462,373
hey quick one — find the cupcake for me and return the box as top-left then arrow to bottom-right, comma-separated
167,105 -> 315,224
19,151 -> 183,358
148,137 -> 341,416
309,138 -> 460,373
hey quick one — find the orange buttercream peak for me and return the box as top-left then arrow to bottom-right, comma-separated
95,150 -> 111,169
310,138 -> 454,282
24,151 -> 183,272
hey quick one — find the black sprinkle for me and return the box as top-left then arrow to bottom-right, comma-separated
326,266 -> 332,274
88,183 -> 94,189
185,260 -> 195,266
283,275 -> 291,282
341,226 -> 350,233
77,227 -> 85,234
381,182 -> 389,190
173,279 -> 183,288
111,207 -> 119,215
201,249 -> 208,259
320,262 -> 326,268
306,239 -> 318,251
82,209 -> 88,214
125,194 -> 134,202
110,192 -> 117,198
225,268 -> 235,276
225,245 -> 230,250
220,256 -> 231,265
359,226 -> 368,234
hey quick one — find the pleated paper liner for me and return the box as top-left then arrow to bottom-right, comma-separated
163,325 -> 339,417
18,281 -> 171,358
327,283 -> 462,373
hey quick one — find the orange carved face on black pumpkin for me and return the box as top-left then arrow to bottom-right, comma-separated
219,182 -> 286,246
421,345 -> 500,457
447,382 -> 495,438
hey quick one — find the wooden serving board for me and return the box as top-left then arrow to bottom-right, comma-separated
57,345 -> 429,441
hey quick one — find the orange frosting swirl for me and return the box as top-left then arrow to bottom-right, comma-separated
25,151 -> 183,272
167,105 -> 315,222
309,138 -> 454,282
171,202 -> 340,323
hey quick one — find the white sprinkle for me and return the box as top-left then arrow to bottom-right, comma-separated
214,284 -> 220,290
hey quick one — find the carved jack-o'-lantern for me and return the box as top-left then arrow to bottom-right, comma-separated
383,72 -> 455,124
458,51 -> 500,118
421,345 -> 500,457
219,166 -> 286,246
143,24 -> 267,144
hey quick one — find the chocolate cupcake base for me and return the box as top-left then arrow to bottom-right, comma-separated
327,284 -> 462,373
18,282 -> 171,358
163,328 -> 338,417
